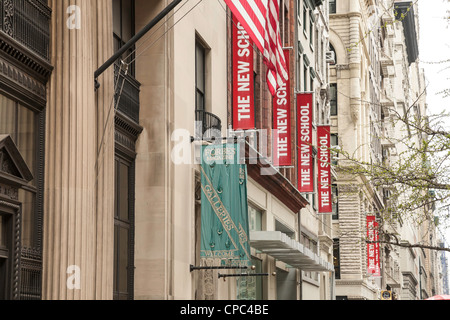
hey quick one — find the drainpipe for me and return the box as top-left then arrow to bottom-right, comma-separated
298,209 -> 303,301
419,258 -> 422,300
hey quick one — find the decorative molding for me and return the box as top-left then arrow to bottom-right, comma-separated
0,56 -> 47,103
0,199 -> 21,299
0,182 -> 18,200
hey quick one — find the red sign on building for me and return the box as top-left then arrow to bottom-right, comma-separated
297,93 -> 314,193
232,14 -> 255,130
317,126 -> 332,213
273,49 -> 292,167
367,216 -> 381,277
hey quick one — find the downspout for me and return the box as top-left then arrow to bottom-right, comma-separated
419,258 -> 422,300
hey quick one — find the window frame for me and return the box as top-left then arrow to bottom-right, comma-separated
329,0 -> 336,14
195,40 -> 207,111
113,0 -> 136,76
330,83 -> 338,116
113,154 -> 136,301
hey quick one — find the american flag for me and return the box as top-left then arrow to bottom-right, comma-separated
225,0 -> 288,96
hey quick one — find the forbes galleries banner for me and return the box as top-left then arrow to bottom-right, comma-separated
200,144 -> 251,266
273,49 -> 292,167
317,126 -> 332,213
232,14 -> 255,130
367,216 -> 381,277
297,93 -> 314,193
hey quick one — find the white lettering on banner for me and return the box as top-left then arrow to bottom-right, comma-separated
233,18 -> 254,129
237,96 -> 251,121
318,133 -> 330,208
237,61 -> 250,91
272,49 -> 292,167
275,93 -> 288,158
299,103 -> 311,187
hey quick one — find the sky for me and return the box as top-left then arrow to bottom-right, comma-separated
418,0 -> 450,118
417,0 -> 450,286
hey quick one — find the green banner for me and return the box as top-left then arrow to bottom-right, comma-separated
200,144 -> 251,266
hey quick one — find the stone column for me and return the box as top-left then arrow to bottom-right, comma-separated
43,0 -> 115,300
93,0 -> 115,300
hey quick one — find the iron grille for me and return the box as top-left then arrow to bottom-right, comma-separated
114,63 -> 141,123
0,0 -> 51,60
195,110 -> 222,141
19,247 -> 42,300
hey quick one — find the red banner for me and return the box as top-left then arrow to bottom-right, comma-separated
367,216 -> 381,277
317,126 -> 332,213
232,14 -> 255,130
273,49 -> 292,167
297,93 -> 314,193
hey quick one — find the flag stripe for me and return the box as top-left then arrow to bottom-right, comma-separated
226,0 -> 266,52
225,0 -> 288,96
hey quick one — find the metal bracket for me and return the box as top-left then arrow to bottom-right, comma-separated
190,264 -> 248,273
218,273 -> 273,281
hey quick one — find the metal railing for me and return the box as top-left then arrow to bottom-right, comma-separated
114,63 -> 141,123
19,247 -> 42,300
0,0 -> 51,60
195,110 -> 222,141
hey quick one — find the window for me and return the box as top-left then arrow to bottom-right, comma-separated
330,83 -> 337,116
304,65 -> 308,92
301,232 -> 318,281
331,133 -> 339,167
113,157 -> 135,300
276,220 -> 295,239
329,0 -> 336,14
0,212 -> 11,300
303,3 -> 308,34
196,41 -> 206,111
113,0 -> 136,75
333,239 -> 341,279
332,185 -> 339,220
297,41 -> 304,92
249,205 -> 263,231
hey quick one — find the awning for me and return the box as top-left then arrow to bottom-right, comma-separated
250,231 -> 334,272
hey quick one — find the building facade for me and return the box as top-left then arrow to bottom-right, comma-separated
329,0 -> 445,300
0,0 -> 336,300
0,0 -> 446,301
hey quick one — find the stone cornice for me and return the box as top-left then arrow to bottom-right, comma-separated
0,31 -> 52,82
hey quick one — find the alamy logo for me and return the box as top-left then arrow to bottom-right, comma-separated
67,5 -> 81,30
67,265 -> 81,290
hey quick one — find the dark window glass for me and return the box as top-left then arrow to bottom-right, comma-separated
332,185 -> 339,220
113,157 -> 134,300
119,163 -> 129,221
329,0 -> 336,14
330,83 -> 337,116
331,133 -> 339,166
113,0 -> 136,76
333,239 -> 341,279
196,41 -> 206,111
